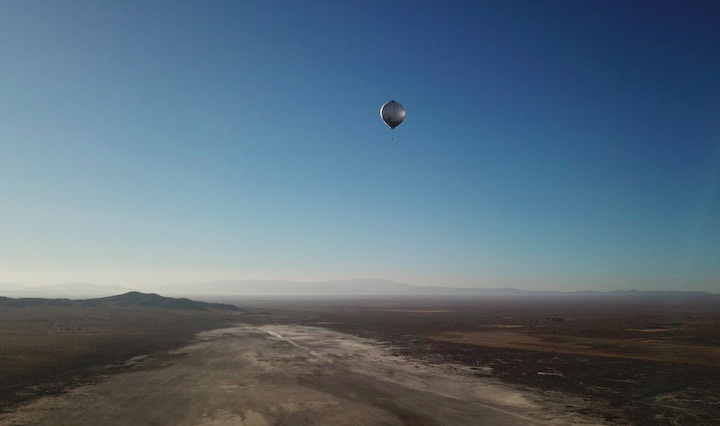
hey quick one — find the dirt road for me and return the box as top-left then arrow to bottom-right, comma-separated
0,324 -> 601,425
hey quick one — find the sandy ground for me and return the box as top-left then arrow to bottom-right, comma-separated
0,324 -> 604,425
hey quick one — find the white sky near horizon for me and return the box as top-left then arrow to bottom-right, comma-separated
1,1 -> 719,292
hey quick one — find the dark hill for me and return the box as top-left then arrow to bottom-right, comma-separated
0,291 -> 240,311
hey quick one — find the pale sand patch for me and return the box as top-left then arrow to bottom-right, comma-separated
1,324 -> 604,425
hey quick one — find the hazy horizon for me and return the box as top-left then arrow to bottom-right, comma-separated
2,1 -> 719,293
2,278 -> 717,296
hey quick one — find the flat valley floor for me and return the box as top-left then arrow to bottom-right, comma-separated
1,324 -> 601,426
2,295 -> 720,424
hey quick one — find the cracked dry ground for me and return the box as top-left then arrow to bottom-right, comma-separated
237,295 -> 720,425
2,295 -> 720,425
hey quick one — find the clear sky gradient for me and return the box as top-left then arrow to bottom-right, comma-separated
2,1 -> 719,291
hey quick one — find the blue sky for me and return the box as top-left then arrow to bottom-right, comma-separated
1,1 -> 719,291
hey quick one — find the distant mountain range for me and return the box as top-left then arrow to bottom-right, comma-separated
0,282 -> 131,299
155,279 -> 717,298
1,279 -> 715,299
0,291 -> 240,311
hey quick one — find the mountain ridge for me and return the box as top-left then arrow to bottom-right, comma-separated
157,279 -> 716,297
1,280 -> 716,298
0,291 -> 241,311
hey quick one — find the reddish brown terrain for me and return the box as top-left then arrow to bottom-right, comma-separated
233,294 -> 720,424
2,293 -> 719,424
0,294 -> 243,411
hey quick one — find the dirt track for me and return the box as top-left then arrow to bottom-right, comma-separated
0,324 -> 602,425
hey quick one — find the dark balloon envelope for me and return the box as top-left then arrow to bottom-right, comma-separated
380,100 -> 406,129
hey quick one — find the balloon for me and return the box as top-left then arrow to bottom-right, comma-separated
380,100 -> 406,129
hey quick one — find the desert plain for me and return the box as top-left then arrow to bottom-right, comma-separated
1,293 -> 719,425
